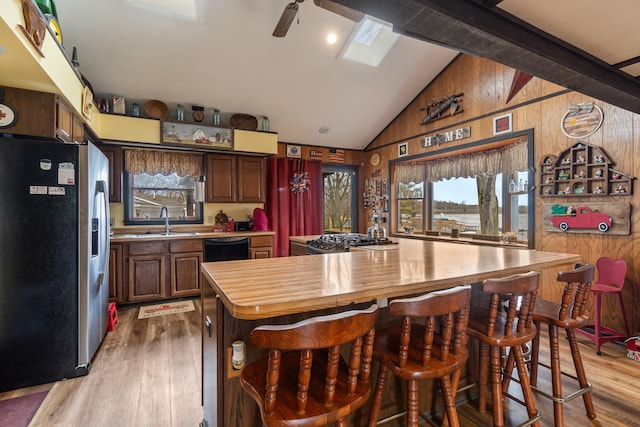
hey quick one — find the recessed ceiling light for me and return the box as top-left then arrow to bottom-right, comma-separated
319,126 -> 330,134
338,16 -> 399,67
326,33 -> 338,45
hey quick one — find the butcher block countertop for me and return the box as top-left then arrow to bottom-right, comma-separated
201,238 -> 580,320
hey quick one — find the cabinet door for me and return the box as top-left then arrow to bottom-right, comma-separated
170,252 -> 203,297
98,145 -> 123,203
128,254 -> 167,302
238,156 -> 266,202
1,87 -> 56,138
206,154 -> 236,202
249,247 -> 272,259
72,115 -> 85,143
56,99 -> 73,142
109,243 -> 123,303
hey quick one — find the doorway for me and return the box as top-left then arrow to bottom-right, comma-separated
323,165 -> 358,233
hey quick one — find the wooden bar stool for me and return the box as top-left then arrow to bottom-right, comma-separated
575,257 -> 631,354
466,271 -> 540,427
368,285 -> 471,427
522,264 -> 596,426
240,304 -> 378,427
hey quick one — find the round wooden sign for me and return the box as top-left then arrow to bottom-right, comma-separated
560,103 -> 603,138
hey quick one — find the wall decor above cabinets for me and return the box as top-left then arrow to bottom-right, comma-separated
420,93 -> 464,125
539,141 -> 634,197
162,120 -> 233,150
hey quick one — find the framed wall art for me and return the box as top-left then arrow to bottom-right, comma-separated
287,144 -> 302,158
398,142 -> 408,157
493,113 -> 512,135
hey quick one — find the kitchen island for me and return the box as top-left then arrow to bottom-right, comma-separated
200,238 -> 581,426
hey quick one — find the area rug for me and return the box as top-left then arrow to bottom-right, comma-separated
0,390 -> 48,427
138,300 -> 195,319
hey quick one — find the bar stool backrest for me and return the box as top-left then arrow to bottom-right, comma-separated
555,263 -> 595,321
595,257 -> 626,290
480,271 -> 539,338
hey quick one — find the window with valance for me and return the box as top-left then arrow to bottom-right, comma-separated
123,149 -> 204,225
394,136 -> 532,246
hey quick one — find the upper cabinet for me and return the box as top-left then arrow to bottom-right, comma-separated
205,154 -> 266,203
1,86 -> 84,143
97,144 -> 123,203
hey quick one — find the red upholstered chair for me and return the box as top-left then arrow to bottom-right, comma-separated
466,271 -> 540,427
575,257 -> 631,354
367,285 -> 471,427
240,304 -> 378,427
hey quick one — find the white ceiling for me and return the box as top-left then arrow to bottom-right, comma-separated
52,0 -> 459,150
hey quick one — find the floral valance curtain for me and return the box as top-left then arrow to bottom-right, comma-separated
124,149 -> 203,177
394,138 -> 528,182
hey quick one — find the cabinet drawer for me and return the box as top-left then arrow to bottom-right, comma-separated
170,239 -> 204,253
128,241 -> 167,255
250,235 -> 273,248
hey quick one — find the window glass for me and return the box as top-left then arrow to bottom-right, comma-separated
397,181 -> 424,233
323,165 -> 358,233
125,172 -> 202,224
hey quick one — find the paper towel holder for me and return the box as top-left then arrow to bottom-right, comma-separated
195,175 -> 206,203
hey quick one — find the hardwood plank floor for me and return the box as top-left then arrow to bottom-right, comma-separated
1,299 -> 639,426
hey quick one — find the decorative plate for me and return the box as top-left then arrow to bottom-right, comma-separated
561,103 -> 603,138
82,86 -> 93,120
144,100 -> 169,120
0,101 -> 17,129
370,153 -> 381,166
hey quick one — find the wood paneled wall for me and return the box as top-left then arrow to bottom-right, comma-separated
360,54 -> 639,335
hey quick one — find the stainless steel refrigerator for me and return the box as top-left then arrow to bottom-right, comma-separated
0,135 -> 110,392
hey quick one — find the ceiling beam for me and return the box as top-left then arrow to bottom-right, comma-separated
330,0 -> 640,114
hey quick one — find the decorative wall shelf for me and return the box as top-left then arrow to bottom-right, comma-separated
539,142 -> 634,197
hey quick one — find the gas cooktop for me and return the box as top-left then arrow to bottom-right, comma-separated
306,233 -> 394,254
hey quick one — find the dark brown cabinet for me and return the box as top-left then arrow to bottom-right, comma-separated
122,239 -> 203,303
205,154 -> 266,203
206,154 -> 236,202
109,243 -> 124,303
0,86 -> 85,142
98,144 -> 123,203
238,156 -> 266,202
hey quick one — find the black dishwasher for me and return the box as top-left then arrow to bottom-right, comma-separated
204,237 -> 250,262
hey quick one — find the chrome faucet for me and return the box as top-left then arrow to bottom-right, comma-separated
159,206 -> 171,235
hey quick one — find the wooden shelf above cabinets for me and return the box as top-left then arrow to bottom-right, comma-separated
540,142 -> 634,197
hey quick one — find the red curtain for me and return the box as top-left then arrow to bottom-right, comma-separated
266,158 -> 323,257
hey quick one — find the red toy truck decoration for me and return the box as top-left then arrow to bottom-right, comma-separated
550,205 -> 612,232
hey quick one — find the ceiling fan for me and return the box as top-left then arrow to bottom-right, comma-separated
272,0 -> 365,37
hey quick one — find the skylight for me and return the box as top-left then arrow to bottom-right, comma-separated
123,0 -> 198,21
339,16 -> 400,67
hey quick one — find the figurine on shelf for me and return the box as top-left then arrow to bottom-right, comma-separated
544,165 -> 552,172
593,186 -> 603,194
544,157 -> 552,165
594,155 -> 604,164
615,185 -> 627,194
546,176 -> 553,184
545,188 -> 553,195
579,170 -> 586,178
612,173 -> 621,180
576,155 -> 585,163
595,168 -> 603,177
563,185 -> 572,195
561,158 -> 571,165
558,171 -> 570,180
574,186 -> 584,194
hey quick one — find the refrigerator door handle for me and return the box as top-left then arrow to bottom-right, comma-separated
96,272 -> 105,287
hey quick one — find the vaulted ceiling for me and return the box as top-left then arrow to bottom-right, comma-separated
332,0 -> 640,114
52,0 -> 640,151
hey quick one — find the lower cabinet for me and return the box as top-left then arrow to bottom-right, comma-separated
249,235 -> 273,259
115,239 -> 204,304
109,243 -> 123,303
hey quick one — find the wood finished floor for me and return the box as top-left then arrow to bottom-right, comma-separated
1,300 -> 639,426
